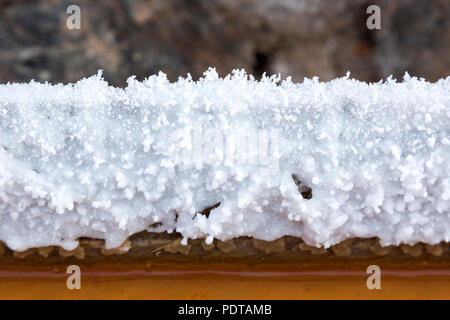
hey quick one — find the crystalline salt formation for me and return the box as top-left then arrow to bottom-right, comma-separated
0,69 -> 449,251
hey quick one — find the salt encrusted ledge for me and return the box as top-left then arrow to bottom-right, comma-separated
0,69 -> 449,252
2,235 -> 450,261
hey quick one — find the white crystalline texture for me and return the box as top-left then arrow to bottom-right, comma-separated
0,69 -> 449,252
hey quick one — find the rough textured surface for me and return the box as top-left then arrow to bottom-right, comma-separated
0,0 -> 448,86
0,70 -> 449,251
1,233 -> 450,263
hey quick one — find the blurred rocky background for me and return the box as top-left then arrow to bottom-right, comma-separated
0,0 -> 448,86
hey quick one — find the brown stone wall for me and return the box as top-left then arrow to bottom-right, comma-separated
0,0 -> 448,86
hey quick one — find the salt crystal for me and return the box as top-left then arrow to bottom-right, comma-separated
0,70 -> 448,251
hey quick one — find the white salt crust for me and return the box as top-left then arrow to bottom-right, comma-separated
0,69 -> 449,251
